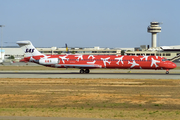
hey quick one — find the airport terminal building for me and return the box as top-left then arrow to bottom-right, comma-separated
125,45 -> 180,61
3,46 -> 132,60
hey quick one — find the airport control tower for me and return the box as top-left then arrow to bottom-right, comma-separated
147,22 -> 161,48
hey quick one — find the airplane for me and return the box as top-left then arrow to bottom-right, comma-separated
17,41 -> 177,74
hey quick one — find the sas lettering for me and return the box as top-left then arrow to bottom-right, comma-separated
25,49 -> 35,53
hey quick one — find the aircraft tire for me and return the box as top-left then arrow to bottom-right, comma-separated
85,69 -> 90,73
166,71 -> 169,74
80,69 -> 84,74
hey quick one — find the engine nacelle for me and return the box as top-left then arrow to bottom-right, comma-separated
39,58 -> 59,65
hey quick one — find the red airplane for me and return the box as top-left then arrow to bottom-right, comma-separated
17,41 -> 177,74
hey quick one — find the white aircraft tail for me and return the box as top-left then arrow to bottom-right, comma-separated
17,41 -> 44,57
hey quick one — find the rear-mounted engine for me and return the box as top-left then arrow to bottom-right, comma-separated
39,58 -> 59,65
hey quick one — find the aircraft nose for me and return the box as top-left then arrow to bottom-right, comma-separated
160,61 -> 177,69
171,62 -> 177,69
167,62 -> 177,69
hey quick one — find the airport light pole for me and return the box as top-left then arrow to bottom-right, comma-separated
0,25 -> 5,62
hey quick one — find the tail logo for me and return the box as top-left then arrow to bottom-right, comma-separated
25,48 -> 35,53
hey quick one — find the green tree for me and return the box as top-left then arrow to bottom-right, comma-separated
8,55 -> 15,59
121,50 -> 125,55
57,51 -> 61,54
71,51 -> 75,54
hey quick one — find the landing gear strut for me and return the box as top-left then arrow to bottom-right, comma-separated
166,69 -> 169,74
80,69 -> 90,74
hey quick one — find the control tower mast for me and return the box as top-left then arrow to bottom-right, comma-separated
147,22 -> 161,48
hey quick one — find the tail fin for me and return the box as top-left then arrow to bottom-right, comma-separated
16,41 -> 44,57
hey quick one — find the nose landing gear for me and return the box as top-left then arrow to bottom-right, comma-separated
166,69 -> 169,74
80,69 -> 90,74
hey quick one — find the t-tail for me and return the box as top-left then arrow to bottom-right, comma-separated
16,41 -> 44,57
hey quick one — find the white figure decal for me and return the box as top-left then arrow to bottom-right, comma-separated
140,56 -> 148,61
87,60 -> 96,64
87,55 -> 96,64
59,55 -> 69,63
128,58 -> 139,68
75,55 -> 83,61
101,57 -> 111,67
151,58 -> 160,67
88,55 -> 95,59
40,55 -> 51,59
115,56 -> 124,65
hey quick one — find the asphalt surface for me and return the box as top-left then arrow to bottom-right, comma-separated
0,69 -> 179,79
0,62 -> 179,80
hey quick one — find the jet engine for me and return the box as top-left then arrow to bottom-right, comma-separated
39,58 -> 59,65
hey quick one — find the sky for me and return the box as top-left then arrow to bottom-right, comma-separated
0,0 -> 180,48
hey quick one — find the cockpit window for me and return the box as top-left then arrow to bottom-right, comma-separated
162,58 -> 168,61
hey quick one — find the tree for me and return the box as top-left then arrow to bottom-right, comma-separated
121,50 -> 125,55
8,55 -> 15,59
71,51 -> 75,54
57,51 -> 61,54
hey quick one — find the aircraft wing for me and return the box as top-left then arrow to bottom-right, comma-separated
55,64 -> 102,69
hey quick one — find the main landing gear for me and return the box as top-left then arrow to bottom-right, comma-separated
80,69 -> 90,74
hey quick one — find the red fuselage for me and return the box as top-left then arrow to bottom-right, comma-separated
21,54 -> 176,70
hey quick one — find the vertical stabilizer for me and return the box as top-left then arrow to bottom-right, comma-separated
16,41 -> 44,57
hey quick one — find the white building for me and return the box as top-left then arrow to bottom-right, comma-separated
0,49 -> 5,63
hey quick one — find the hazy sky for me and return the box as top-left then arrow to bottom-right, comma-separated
0,0 -> 180,48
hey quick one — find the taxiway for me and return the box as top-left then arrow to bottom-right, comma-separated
0,69 -> 179,79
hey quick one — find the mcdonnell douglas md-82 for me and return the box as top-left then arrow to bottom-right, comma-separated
17,41 -> 176,74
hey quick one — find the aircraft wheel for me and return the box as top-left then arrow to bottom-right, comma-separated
85,69 -> 90,73
166,71 -> 169,74
80,69 -> 84,74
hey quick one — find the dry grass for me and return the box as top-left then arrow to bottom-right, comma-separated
0,78 -> 180,119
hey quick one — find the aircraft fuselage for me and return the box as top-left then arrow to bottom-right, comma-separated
22,54 -> 176,71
